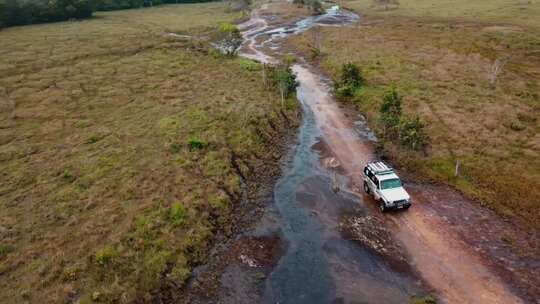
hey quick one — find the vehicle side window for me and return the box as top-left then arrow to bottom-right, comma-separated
373,177 -> 379,188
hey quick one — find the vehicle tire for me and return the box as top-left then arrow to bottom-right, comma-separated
379,201 -> 387,213
363,182 -> 370,194
404,205 -> 411,210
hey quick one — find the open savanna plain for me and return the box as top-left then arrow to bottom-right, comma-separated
0,3 -> 299,303
288,0 -> 540,229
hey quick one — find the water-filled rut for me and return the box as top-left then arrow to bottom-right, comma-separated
228,3 -> 533,304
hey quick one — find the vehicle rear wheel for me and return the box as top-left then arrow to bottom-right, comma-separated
363,182 -> 370,194
379,201 -> 387,213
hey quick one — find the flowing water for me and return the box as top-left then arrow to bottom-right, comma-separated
238,6 -> 425,304
231,4 -> 532,304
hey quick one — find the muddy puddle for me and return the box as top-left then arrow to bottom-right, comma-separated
184,3 -> 538,304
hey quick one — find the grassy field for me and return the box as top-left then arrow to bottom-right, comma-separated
288,0 -> 540,228
343,0 -> 540,28
0,3 -> 298,303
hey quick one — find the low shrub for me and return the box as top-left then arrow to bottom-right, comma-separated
377,87 -> 429,151
169,202 -> 187,226
336,63 -> 364,97
187,136 -> 207,150
239,58 -> 260,71
378,87 -> 402,140
95,246 -> 116,266
0,244 -> 13,257
61,169 -> 77,183
399,116 -> 429,150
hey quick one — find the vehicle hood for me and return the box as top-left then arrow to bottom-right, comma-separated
380,187 -> 410,202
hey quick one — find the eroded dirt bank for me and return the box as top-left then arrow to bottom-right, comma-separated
181,2 -> 539,304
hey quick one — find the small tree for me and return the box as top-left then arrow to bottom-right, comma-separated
398,116 -> 428,150
308,0 -> 324,14
336,63 -> 364,97
378,87 -> 402,140
269,64 -> 298,108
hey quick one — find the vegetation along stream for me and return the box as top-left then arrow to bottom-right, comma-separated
186,3 -> 537,304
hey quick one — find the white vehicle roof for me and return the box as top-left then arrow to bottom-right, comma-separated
366,161 -> 401,181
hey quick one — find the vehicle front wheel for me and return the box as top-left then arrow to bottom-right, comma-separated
379,201 -> 387,213
363,182 -> 370,194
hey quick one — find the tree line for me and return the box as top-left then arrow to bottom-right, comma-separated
0,0 -> 214,29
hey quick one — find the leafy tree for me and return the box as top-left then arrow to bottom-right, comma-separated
398,116 -> 428,150
378,87 -> 402,140
377,87 -> 429,150
308,0 -> 323,14
268,64 -> 298,108
336,63 -> 364,97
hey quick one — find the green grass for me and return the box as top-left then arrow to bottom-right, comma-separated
344,0 -> 540,28
0,3 -> 298,303
287,1 -> 540,228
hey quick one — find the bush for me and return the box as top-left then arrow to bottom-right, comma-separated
95,246 -> 117,266
294,0 -> 323,13
239,58 -> 260,71
187,136 -> 207,150
169,202 -> 187,226
380,87 -> 401,116
378,87 -> 402,139
399,116 -> 428,150
61,169 -> 77,183
218,22 -> 239,34
0,244 -> 13,257
269,65 -> 298,98
336,63 -> 364,97
377,87 -> 429,151
307,0 -> 323,14
266,63 -> 298,107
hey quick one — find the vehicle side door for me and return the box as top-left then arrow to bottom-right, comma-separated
371,176 -> 381,200
366,170 -> 378,195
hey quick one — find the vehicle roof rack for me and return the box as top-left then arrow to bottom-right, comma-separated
367,161 -> 394,175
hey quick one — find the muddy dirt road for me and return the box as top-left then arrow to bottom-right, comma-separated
183,3 -> 539,304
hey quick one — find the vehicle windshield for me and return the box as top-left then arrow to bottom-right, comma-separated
380,178 -> 402,189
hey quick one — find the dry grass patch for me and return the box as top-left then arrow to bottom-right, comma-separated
343,0 -> 540,29
0,3 -> 298,303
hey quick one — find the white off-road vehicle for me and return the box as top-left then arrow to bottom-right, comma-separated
363,161 -> 411,212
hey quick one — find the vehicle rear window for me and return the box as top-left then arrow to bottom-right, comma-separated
381,178 -> 402,189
